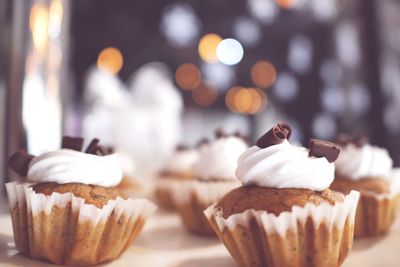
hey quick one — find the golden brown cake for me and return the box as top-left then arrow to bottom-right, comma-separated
32,182 -> 127,208
216,186 -> 344,218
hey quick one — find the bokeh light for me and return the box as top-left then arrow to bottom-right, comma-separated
233,17 -> 261,47
175,63 -> 201,90
161,4 -> 200,47
251,60 -> 277,88
312,113 -> 337,139
273,72 -> 299,102
192,81 -> 218,106
275,0 -> 297,9
97,47 -> 124,75
216,38 -> 244,65
348,83 -> 371,115
248,0 -> 278,24
198,33 -> 222,63
201,62 -> 235,90
288,35 -> 313,74
321,86 -> 345,114
48,0 -> 63,39
30,4 -> 49,52
225,87 -> 267,114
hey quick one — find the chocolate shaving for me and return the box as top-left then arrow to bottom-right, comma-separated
62,136 -> 84,151
8,150 -> 34,177
353,134 -> 369,147
215,129 -> 228,139
335,133 -> 351,146
308,139 -> 340,163
256,122 -> 291,148
85,138 -> 100,154
197,138 -> 209,147
277,122 -> 292,140
96,145 -> 111,156
233,131 -> 250,144
176,144 -> 189,151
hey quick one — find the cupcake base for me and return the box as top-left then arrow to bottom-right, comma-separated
331,177 -> 400,238
205,190 -> 359,267
173,180 -> 240,236
6,182 -> 156,266
353,192 -> 398,238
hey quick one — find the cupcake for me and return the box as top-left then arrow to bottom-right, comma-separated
173,131 -> 248,235
6,136 -> 156,265
155,145 -> 199,209
205,123 -> 359,267
331,134 -> 398,237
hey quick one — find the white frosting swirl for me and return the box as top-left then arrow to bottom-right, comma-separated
236,140 -> 334,190
335,144 -> 393,180
27,149 -> 123,187
164,149 -> 199,173
194,136 -> 248,181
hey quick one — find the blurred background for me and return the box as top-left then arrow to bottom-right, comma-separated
1,0 -> 400,189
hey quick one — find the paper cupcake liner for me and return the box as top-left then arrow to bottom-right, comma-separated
5,182 -> 156,266
353,189 -> 399,238
172,180 -> 240,235
205,190 -> 359,267
154,176 -> 183,209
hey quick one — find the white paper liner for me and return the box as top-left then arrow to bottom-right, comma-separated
5,182 -> 157,265
205,190 -> 360,236
171,179 -> 241,205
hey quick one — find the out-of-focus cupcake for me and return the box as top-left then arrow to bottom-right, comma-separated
205,123 -> 359,267
155,145 -> 199,209
331,134 -> 399,237
6,136 -> 156,266
173,131 -> 248,235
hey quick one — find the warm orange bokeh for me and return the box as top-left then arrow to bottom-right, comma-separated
192,81 -> 218,106
175,63 -> 201,90
198,33 -> 222,63
251,61 -> 277,88
97,47 -> 124,75
225,87 -> 267,114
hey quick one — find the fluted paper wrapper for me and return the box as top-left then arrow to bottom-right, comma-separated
205,190 -> 360,267
172,180 -> 240,235
154,176 -> 183,209
6,182 -> 156,266
354,185 -> 399,238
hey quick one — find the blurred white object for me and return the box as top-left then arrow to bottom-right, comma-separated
83,62 -> 183,180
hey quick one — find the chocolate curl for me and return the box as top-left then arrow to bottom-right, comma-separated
277,122 -> 292,140
62,136 -> 84,151
176,144 -> 189,151
215,129 -> 228,139
256,122 -> 291,148
8,150 -> 34,177
309,139 -> 340,163
353,134 -> 369,147
335,133 -> 351,146
233,131 -> 250,144
197,138 -> 209,147
85,138 -> 100,154
96,145 -> 113,156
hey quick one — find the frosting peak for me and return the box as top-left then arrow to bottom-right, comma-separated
335,143 -> 393,180
164,148 -> 199,174
27,149 -> 123,187
194,136 -> 248,181
236,140 -> 335,190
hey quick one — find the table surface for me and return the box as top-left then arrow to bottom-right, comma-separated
1,207 -> 400,267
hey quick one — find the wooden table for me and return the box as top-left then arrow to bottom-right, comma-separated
0,208 -> 399,266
